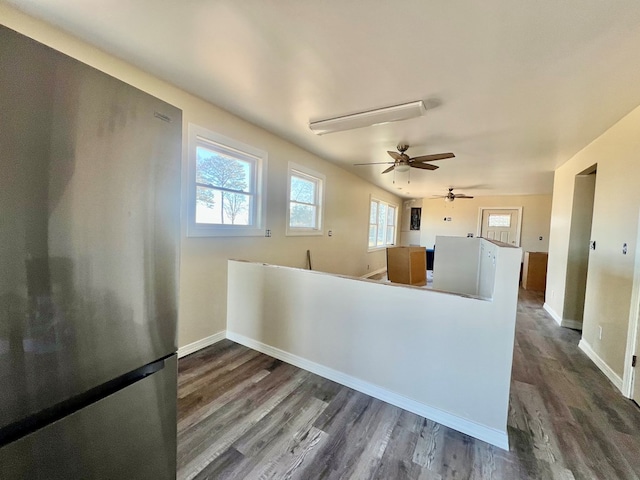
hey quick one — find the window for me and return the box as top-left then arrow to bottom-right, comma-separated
286,163 -> 325,235
368,197 -> 397,249
188,124 -> 267,237
488,213 -> 511,228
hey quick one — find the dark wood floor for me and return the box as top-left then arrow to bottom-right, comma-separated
177,289 -> 640,480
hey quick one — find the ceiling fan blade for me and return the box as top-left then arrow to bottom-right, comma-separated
353,162 -> 395,166
410,152 -> 455,163
410,163 -> 439,170
382,165 -> 395,174
387,151 -> 403,161
455,195 -> 474,199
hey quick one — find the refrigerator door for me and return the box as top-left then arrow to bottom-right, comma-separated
0,26 -> 181,431
0,355 -> 177,480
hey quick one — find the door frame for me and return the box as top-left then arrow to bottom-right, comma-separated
476,207 -> 523,247
622,208 -> 640,399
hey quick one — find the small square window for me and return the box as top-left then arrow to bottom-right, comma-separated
488,214 -> 511,228
286,162 -> 325,236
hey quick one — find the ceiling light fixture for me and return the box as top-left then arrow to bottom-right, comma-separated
309,100 -> 426,135
395,164 -> 410,173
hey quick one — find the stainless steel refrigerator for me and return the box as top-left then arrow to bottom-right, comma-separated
0,25 -> 181,479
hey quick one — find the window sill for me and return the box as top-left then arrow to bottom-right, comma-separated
367,245 -> 395,253
286,229 -> 324,237
187,224 -> 265,238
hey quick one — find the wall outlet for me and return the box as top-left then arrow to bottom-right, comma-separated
598,325 -> 603,340
328,230 -> 333,237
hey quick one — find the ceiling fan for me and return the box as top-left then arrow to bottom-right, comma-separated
434,188 -> 474,202
354,144 -> 455,173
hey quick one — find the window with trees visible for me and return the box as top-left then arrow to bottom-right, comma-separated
368,197 -> 397,249
286,163 -> 325,235
187,125 -> 267,237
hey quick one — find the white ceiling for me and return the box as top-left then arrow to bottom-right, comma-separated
7,0 -> 640,199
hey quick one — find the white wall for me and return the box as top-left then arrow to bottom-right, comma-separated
0,6 -> 401,349
432,236 -> 481,296
546,103 -> 640,388
227,239 -> 521,449
478,241 -> 500,299
432,236 -> 507,300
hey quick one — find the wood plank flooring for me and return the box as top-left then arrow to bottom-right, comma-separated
177,289 -> 640,479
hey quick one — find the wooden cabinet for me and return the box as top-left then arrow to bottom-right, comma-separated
386,246 -> 426,286
522,252 -> 548,292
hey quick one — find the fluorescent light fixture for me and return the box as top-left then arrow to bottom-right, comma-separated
309,100 -> 426,135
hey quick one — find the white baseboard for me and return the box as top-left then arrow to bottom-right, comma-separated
226,331 -> 509,450
178,330 -> 226,358
360,267 -> 386,279
561,319 -> 583,330
543,303 -> 562,326
542,304 -> 583,330
578,339 -> 623,391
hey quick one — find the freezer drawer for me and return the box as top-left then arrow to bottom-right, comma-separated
0,354 -> 177,480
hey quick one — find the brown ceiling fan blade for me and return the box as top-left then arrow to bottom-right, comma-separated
353,162 -> 395,166
410,163 -> 439,170
455,195 -> 474,199
387,151 -> 403,161
410,152 -> 455,162
382,165 -> 395,174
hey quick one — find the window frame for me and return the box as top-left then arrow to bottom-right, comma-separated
187,124 -> 267,237
286,162 -> 325,236
368,196 -> 398,251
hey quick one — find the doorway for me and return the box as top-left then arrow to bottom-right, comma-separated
625,207 -> 640,402
479,208 -> 522,246
563,167 -> 596,330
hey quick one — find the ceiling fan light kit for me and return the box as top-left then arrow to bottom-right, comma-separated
309,100 -> 426,135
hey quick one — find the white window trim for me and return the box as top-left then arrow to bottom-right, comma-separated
286,162 -> 325,236
187,124 -> 268,237
368,196 -> 398,252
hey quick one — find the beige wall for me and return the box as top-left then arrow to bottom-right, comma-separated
412,195 -> 552,254
1,6 -> 401,348
546,104 -> 640,379
399,198 -> 423,246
